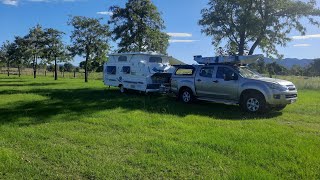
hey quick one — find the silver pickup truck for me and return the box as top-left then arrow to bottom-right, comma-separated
170,64 -> 298,113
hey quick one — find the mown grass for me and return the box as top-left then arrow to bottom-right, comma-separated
0,75 -> 320,179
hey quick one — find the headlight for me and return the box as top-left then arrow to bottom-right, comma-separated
267,83 -> 288,91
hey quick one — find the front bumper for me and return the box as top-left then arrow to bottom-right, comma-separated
267,90 -> 298,106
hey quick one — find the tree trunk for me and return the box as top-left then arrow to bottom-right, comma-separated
33,55 -> 37,79
85,51 -> 90,83
54,57 -> 58,80
238,33 -> 246,55
18,65 -> 21,77
85,57 -> 88,82
249,37 -> 262,55
74,71 -> 76,78
7,60 -> 9,77
45,71 -> 46,77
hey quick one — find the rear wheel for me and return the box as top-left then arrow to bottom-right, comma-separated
179,88 -> 193,103
241,92 -> 268,113
119,85 -> 126,93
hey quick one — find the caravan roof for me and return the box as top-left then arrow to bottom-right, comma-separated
108,52 -> 167,57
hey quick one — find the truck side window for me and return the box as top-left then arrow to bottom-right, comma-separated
122,66 -> 130,74
216,67 -> 237,79
199,67 -> 214,78
107,66 -> 116,75
175,68 -> 195,75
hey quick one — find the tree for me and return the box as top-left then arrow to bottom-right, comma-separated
0,41 -> 12,76
42,28 -> 69,80
63,62 -> 74,72
13,36 -> 33,77
199,0 -> 320,58
307,59 -> 320,76
79,60 -> 103,72
108,0 -> 169,54
68,16 -> 110,82
249,58 -> 266,74
266,62 -> 288,77
25,24 -> 45,78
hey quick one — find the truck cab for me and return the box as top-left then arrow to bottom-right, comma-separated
170,64 -> 298,113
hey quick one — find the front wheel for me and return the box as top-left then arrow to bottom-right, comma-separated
179,88 -> 193,103
241,92 -> 268,113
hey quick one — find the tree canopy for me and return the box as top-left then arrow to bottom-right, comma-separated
25,24 -> 46,78
68,16 -> 110,82
108,0 -> 169,54
199,0 -> 320,58
42,28 -> 70,80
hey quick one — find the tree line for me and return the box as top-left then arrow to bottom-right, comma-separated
250,59 -> 320,77
0,0 -> 168,82
1,0 -> 320,82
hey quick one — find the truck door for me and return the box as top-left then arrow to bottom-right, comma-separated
211,66 -> 239,100
195,66 -> 216,97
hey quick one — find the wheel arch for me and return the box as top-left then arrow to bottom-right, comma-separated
179,86 -> 194,96
240,89 -> 266,103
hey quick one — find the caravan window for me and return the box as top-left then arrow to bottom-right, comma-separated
149,57 -> 162,63
107,66 -> 116,75
118,56 -> 127,62
122,66 -> 130,74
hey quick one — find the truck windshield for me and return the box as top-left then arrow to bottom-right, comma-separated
237,67 -> 262,78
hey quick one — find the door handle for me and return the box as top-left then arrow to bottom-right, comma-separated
197,79 -> 202,82
213,80 -> 219,83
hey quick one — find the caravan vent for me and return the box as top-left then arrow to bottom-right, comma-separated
149,57 -> 162,63
118,56 -> 127,62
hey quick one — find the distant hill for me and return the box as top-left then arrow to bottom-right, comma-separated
169,56 -> 186,65
264,58 -> 314,68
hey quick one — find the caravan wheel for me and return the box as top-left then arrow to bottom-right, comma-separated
119,85 -> 126,93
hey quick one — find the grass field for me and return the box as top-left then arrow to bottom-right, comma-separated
1,75 -> 320,179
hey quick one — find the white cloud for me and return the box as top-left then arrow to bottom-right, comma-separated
2,0 -> 18,6
167,33 -> 192,38
291,34 -> 320,40
97,11 -> 113,16
169,39 -> 198,43
293,44 -> 311,47
28,0 -> 79,2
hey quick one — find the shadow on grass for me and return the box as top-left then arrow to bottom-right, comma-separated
0,87 -> 282,126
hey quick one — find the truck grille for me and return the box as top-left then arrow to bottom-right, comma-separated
286,94 -> 297,99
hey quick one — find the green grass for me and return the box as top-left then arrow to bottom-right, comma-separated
0,75 -> 320,179
276,75 -> 320,90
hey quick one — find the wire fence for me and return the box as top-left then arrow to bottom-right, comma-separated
0,67 -> 103,80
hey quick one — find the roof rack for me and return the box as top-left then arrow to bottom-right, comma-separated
194,54 -> 263,65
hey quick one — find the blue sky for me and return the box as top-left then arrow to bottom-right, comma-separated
1,0 -> 320,65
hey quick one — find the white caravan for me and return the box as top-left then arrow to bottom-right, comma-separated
103,52 -> 174,93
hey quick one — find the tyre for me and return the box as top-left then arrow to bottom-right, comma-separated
119,85 -> 126,93
241,92 -> 268,113
179,88 -> 193,103
274,105 -> 286,111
